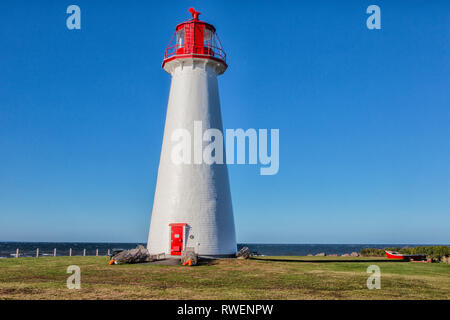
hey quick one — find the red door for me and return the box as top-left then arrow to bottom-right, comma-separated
170,225 -> 184,256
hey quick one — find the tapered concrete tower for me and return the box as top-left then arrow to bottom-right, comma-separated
147,8 -> 236,257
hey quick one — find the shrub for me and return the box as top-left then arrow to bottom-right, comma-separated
360,246 -> 450,260
360,248 -> 385,256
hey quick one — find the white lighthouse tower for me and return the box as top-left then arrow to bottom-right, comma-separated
147,8 -> 236,257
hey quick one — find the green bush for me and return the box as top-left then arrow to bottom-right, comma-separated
360,246 -> 449,259
399,246 -> 449,259
360,248 -> 385,256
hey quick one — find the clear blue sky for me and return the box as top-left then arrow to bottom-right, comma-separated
0,0 -> 449,244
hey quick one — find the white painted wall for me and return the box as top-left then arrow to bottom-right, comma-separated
147,58 -> 236,257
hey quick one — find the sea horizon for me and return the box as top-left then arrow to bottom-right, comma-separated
2,240 -> 449,245
1,241 -> 447,259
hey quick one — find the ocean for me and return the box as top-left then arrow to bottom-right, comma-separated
0,242 -> 437,258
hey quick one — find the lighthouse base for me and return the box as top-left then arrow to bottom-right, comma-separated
197,254 -> 236,259
162,254 -> 235,259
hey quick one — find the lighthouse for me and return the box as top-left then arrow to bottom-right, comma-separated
147,8 -> 236,257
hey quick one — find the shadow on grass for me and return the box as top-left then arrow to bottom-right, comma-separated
250,258 -> 405,263
142,258 -> 220,266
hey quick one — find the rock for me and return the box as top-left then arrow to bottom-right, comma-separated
112,245 -> 151,264
150,252 -> 166,261
341,254 -> 350,257
181,247 -> 198,266
329,254 -> 338,257
236,247 -> 252,259
441,255 -> 450,264
307,254 -> 313,256
315,253 -> 326,256
350,252 -> 360,257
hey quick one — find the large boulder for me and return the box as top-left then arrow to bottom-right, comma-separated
350,252 -> 360,257
236,247 -> 252,259
112,245 -> 151,264
315,252 -> 326,256
181,247 -> 198,266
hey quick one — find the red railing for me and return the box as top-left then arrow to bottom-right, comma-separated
163,32 -> 226,63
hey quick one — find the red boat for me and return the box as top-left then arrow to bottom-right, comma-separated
385,251 -> 426,261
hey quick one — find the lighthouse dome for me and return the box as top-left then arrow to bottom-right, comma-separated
162,8 -> 227,73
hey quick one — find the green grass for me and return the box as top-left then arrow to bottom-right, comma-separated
0,256 -> 448,300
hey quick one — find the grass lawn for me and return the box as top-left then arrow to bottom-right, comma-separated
0,256 -> 449,300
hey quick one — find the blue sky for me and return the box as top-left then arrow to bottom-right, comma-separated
0,0 -> 449,244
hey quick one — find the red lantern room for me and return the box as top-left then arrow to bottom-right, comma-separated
162,8 -> 227,73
